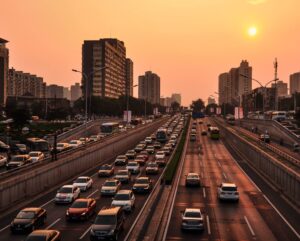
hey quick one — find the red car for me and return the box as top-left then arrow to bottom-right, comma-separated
66,198 -> 96,221
135,155 -> 147,166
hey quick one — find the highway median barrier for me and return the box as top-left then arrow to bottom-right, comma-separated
164,116 -> 190,185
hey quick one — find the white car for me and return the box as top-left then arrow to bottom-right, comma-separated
55,185 -> 80,204
0,155 -> 7,167
114,169 -> 131,183
155,151 -> 166,160
90,135 -> 100,141
79,137 -> 90,144
217,183 -> 239,202
145,137 -> 152,144
126,161 -> 140,174
73,176 -> 93,191
69,140 -> 83,148
100,179 -> 121,196
28,151 -> 45,163
111,190 -> 135,212
181,208 -> 204,231
56,142 -> 70,152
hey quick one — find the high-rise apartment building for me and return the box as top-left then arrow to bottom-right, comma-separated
138,71 -> 160,105
271,80 -> 288,97
82,38 -> 127,99
0,38 -> 9,107
71,83 -> 82,102
63,87 -> 71,100
290,72 -> 300,94
8,68 -> 45,98
171,93 -> 181,105
125,58 -> 134,96
218,60 -> 252,105
46,84 -> 64,98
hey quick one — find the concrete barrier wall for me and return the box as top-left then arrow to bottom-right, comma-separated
240,119 -> 299,147
220,124 -> 300,208
0,119 -> 165,212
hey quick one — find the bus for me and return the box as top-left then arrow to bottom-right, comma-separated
100,122 -> 119,135
210,127 -> 220,140
26,138 -> 51,153
131,118 -> 143,126
156,128 -> 168,143
271,111 -> 286,121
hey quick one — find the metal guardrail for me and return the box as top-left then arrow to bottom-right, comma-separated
0,119 -> 165,180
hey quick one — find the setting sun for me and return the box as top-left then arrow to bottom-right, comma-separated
248,26 -> 257,37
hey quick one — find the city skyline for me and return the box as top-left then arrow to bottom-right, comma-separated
1,0 -> 300,105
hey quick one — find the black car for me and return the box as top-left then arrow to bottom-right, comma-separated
11,207 -> 47,233
90,206 -> 124,241
25,230 -> 61,241
10,143 -> 28,154
132,177 -> 153,193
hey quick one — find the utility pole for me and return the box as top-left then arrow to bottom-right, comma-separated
274,58 -> 278,111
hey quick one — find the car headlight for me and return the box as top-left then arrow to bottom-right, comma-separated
81,212 -> 86,216
108,229 -> 115,235
66,210 -> 69,215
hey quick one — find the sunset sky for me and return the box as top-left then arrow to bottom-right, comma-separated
1,0 -> 300,105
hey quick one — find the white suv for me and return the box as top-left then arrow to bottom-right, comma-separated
181,208 -> 204,231
217,183 -> 239,202
111,190 -> 135,212
55,185 -> 80,204
126,161 -> 140,174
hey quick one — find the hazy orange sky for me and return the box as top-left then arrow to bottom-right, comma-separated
1,0 -> 300,105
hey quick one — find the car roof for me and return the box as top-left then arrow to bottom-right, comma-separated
29,230 -> 58,236
74,198 -> 93,202
137,176 -> 149,180
185,208 -> 201,213
76,176 -> 89,179
116,190 -> 132,194
187,173 -> 199,176
98,206 -> 121,215
221,182 -> 237,187
21,207 -> 41,212
62,185 -> 74,188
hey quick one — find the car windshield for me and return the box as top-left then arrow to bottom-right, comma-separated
58,187 -> 73,193
114,194 -> 130,200
128,163 -> 137,166
29,152 -> 40,157
157,152 -> 164,155
25,236 -> 48,241
71,201 -> 88,208
188,175 -> 199,179
74,178 -> 87,183
222,186 -> 237,191
185,212 -> 201,218
127,151 -> 134,154
95,215 -> 116,225
147,146 -> 154,149
70,141 -> 78,144
104,181 -> 117,187
11,156 -> 25,161
57,143 -> 64,147
100,166 -> 111,170
148,163 -> 157,167
117,156 -> 126,159
16,144 -> 26,148
16,211 -> 35,219
136,179 -> 148,184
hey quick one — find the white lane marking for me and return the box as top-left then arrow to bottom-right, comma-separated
46,218 -> 61,230
217,161 -> 221,167
41,198 -> 55,208
206,215 -> 211,235
0,225 -> 10,233
87,189 -> 98,198
202,187 -> 206,198
79,225 -> 92,239
222,172 -> 227,180
244,216 -> 255,236
263,194 -> 300,239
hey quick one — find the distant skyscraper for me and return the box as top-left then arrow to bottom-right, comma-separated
125,58 -> 134,96
63,87 -> 71,100
0,38 -> 9,107
71,83 -> 82,102
138,71 -> 160,105
218,60 -> 252,105
271,80 -> 287,97
46,84 -> 64,98
171,93 -> 181,105
207,97 -> 216,105
8,68 -> 45,98
290,72 -> 300,94
82,38 -> 126,99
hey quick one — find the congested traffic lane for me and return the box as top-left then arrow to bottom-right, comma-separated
0,151 -> 166,241
165,118 -> 298,241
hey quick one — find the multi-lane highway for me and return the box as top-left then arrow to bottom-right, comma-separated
164,118 -> 299,241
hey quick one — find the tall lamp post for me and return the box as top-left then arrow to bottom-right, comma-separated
240,74 -> 278,117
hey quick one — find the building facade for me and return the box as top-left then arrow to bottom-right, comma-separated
8,68 -> 45,98
63,87 -> 71,100
82,38 -> 127,99
171,93 -> 181,105
71,83 -> 82,102
46,84 -> 64,98
271,80 -> 288,97
207,97 -> 216,105
125,58 -> 134,96
138,71 -> 160,105
218,72 -> 231,104
0,38 -> 9,107
290,72 -> 300,94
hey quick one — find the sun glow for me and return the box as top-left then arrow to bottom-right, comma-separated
248,26 -> 257,37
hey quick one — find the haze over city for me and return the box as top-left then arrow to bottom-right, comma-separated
1,0 -> 300,105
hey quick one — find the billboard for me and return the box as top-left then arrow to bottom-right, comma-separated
123,110 -> 132,122
234,107 -> 244,119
